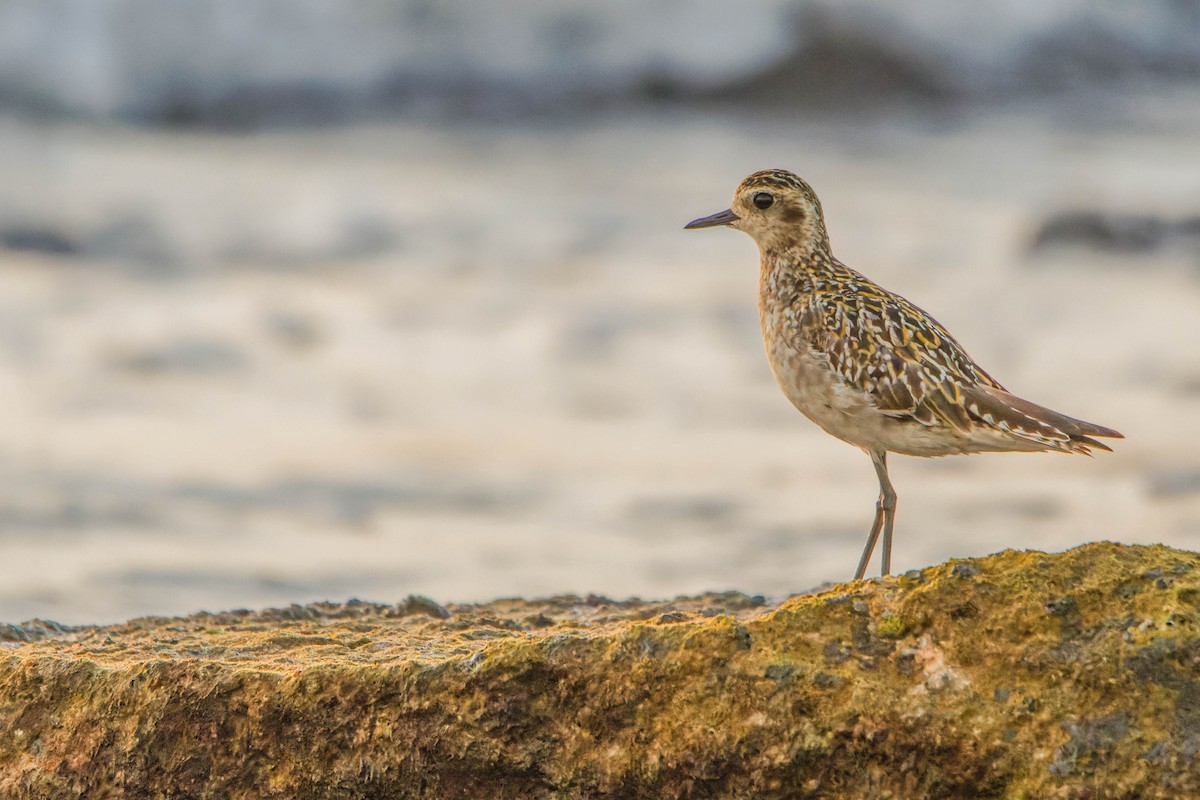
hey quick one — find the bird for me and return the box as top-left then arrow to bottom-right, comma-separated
685,169 -> 1122,581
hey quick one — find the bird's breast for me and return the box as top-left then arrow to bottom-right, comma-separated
757,299 -> 966,456
762,320 -> 872,439
758,299 -> 864,425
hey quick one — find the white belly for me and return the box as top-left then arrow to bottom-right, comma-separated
764,338 -> 973,457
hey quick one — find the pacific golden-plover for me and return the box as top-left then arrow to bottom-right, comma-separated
685,169 -> 1122,580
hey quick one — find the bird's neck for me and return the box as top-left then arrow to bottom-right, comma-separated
758,244 -> 838,303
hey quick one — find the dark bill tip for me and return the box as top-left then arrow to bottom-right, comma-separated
684,208 -> 739,230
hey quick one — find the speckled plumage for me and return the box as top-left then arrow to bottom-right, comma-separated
686,169 -> 1122,579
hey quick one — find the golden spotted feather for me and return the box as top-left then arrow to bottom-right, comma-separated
793,255 -> 1118,454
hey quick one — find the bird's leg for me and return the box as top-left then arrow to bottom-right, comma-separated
853,450 -> 897,581
853,503 -> 885,581
872,450 -> 897,577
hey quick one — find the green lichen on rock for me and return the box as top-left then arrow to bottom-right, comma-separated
1,543 -> 1199,799
876,613 -> 911,639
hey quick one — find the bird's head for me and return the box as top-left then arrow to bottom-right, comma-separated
685,169 -> 830,255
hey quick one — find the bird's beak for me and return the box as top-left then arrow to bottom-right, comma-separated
684,208 -> 739,230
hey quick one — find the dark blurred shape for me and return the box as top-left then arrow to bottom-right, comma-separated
264,311 -> 324,352
0,619 -> 84,642
150,83 -> 357,130
0,214 -> 181,271
1030,210 -> 1200,256
0,208 -> 400,276
0,224 -> 81,255
1149,469 -> 1200,497
106,339 -> 249,375
1020,12 -> 1200,88
392,595 -> 451,619
706,9 -> 957,109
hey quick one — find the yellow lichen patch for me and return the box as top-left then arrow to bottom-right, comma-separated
1,546 -> 1199,799
877,613 -> 911,639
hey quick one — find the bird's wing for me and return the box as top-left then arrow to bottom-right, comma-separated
800,275 -> 1121,452
800,277 -> 1005,433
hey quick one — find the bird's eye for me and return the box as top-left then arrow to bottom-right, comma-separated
753,192 -> 774,210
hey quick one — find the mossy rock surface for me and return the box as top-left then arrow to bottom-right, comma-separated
2,542 -> 1199,799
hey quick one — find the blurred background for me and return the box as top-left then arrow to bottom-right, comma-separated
0,1 -> 1198,624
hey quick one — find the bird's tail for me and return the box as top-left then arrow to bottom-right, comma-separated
962,384 -> 1123,454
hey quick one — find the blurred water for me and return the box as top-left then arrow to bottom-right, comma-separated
0,87 -> 1198,623
2,0 -> 1200,123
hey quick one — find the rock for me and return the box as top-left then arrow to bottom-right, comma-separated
1029,210 -> 1200,256
2,543 -> 1199,798
0,224 -> 81,256
703,7 -> 959,109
